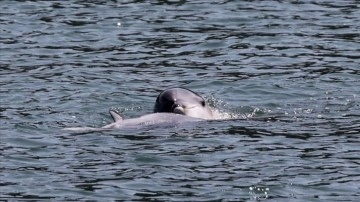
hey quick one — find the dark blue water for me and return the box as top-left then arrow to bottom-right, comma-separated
1,0 -> 359,201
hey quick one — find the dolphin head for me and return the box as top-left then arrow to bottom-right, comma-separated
154,87 -> 213,119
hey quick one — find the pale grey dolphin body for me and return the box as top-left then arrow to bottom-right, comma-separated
63,110 -> 202,133
63,88 -> 213,132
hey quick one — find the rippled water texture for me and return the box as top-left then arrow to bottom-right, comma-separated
1,0 -> 359,201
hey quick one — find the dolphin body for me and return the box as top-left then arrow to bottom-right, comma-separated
63,110 -> 203,133
63,87 -> 213,133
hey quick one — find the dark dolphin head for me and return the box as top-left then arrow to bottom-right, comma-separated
154,87 -> 213,119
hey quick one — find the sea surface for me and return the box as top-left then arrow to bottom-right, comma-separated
1,0 -> 359,201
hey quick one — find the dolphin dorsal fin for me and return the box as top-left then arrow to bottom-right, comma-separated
109,110 -> 123,122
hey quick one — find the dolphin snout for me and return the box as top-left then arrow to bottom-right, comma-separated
172,103 -> 186,115
171,103 -> 181,111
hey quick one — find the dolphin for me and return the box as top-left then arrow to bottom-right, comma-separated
63,87 -> 213,133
